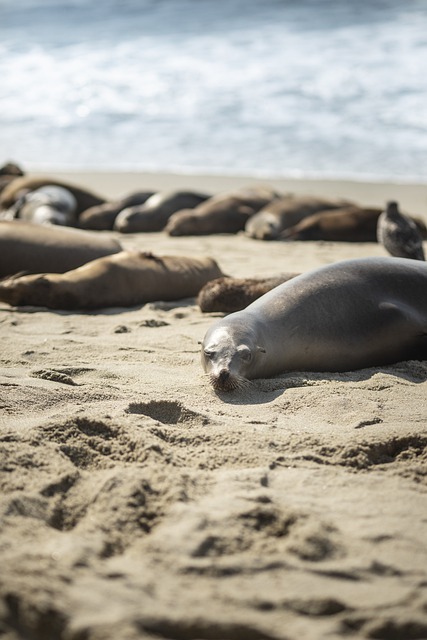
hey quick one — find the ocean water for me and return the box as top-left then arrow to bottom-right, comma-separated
1,0 -> 427,181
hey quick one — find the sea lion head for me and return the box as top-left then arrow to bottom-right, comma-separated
165,209 -> 197,236
201,322 -> 265,392
245,211 -> 282,240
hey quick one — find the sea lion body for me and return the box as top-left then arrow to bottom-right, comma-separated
12,185 -> 78,226
197,273 -> 299,313
202,257 -> 427,391
0,251 -> 224,310
0,175 -> 19,195
0,176 -> 106,215
245,195 -> 350,240
0,220 -> 122,277
78,191 -> 155,230
0,162 -> 24,195
114,191 -> 210,233
0,162 -> 24,177
281,206 -> 427,242
165,187 -> 279,236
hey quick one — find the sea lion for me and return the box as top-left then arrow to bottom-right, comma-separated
197,273 -> 299,313
0,162 -> 25,195
8,185 -> 78,226
281,205 -> 427,243
245,195 -> 351,240
377,201 -> 425,260
114,191 -> 210,233
0,175 -> 21,196
201,256 -> 427,391
0,251 -> 224,310
165,187 -> 279,236
0,176 -> 106,215
79,191 -> 155,230
0,220 -> 122,277
0,161 -> 24,177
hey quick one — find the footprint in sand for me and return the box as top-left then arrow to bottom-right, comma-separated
125,399 -> 210,426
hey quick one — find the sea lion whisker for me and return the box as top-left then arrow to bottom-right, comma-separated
207,370 -> 250,392
235,375 -> 251,390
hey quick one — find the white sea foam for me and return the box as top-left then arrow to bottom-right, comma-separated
1,0 -> 426,180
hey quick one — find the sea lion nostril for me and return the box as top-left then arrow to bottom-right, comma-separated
218,369 -> 229,382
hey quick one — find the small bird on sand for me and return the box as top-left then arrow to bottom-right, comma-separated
377,201 -> 425,261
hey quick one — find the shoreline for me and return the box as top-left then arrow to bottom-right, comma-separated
27,169 -> 427,217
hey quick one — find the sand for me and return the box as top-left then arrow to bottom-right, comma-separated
1,171 -> 427,640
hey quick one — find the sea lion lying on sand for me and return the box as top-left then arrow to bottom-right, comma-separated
0,162 -> 25,194
245,195 -> 351,240
0,220 -> 122,277
114,191 -> 211,233
201,257 -> 427,391
78,191 -> 155,230
281,206 -> 427,242
4,186 -> 78,226
165,187 -> 279,236
0,251 -> 224,310
0,176 -> 106,216
198,274 -> 299,313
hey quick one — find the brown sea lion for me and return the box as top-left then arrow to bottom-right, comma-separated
114,191 -> 211,233
245,195 -> 352,240
281,205 -> 427,242
377,201 -> 425,260
0,162 -> 24,177
0,162 -> 25,195
0,220 -> 122,277
0,176 -> 106,215
197,273 -> 300,313
79,191 -> 155,230
165,187 -> 279,236
0,251 -> 224,310
0,175 -> 20,195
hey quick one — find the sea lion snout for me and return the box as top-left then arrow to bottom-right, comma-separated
202,331 -> 259,392
209,365 -> 242,393
218,369 -> 230,384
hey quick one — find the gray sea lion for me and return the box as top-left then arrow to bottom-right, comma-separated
245,195 -> 351,240
0,220 -> 122,277
114,191 -> 210,233
201,256 -> 427,391
9,185 -> 78,226
79,191 -> 155,230
0,176 -> 106,215
377,201 -> 425,260
0,251 -> 224,310
197,273 -> 299,313
165,187 -> 279,236
281,205 -> 427,243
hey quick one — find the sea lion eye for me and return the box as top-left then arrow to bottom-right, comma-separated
238,346 -> 252,362
204,349 -> 215,359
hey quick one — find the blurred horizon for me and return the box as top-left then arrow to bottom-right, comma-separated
1,0 -> 427,181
